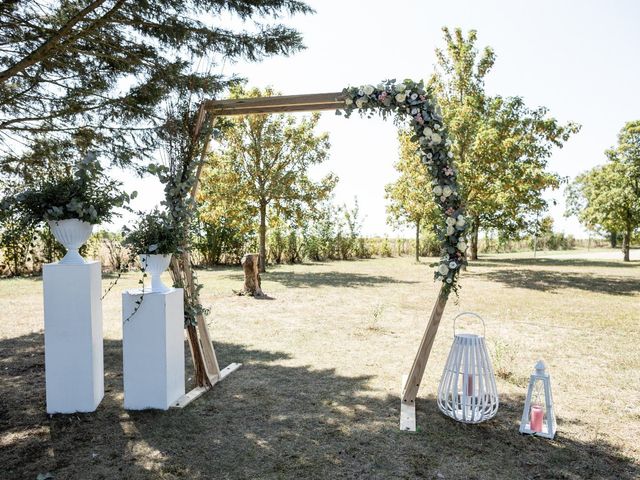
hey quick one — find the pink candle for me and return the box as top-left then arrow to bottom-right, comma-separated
530,405 -> 544,433
467,374 -> 473,396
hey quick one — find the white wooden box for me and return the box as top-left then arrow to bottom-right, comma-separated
43,261 -> 104,414
122,288 -> 185,410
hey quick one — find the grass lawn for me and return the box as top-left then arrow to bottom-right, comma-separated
1,252 -> 639,479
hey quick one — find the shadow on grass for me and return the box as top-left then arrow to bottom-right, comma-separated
472,268 -> 640,296
473,256 -> 640,270
262,270 -> 418,289
1,333 -> 638,479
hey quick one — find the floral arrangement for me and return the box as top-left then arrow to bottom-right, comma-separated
123,208 -> 182,255
340,79 -> 467,290
1,152 -> 134,225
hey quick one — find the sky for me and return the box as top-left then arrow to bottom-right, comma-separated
127,0 -> 640,238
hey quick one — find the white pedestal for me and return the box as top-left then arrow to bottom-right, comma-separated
122,288 -> 185,410
43,261 -> 104,414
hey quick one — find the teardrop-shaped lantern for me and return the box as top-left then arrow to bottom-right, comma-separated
437,312 -> 499,424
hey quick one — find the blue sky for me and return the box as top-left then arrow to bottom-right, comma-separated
130,0 -> 640,238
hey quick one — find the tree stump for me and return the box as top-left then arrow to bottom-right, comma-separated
240,253 -> 263,297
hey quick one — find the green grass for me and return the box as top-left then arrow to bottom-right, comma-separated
1,253 -> 639,479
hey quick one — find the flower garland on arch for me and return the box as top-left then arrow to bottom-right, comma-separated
339,79 -> 467,292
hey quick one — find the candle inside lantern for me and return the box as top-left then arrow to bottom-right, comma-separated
530,404 -> 544,433
466,374 -> 473,396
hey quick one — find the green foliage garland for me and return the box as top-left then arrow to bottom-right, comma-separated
340,79 -> 467,291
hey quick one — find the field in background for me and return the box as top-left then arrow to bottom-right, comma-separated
1,252 -> 639,479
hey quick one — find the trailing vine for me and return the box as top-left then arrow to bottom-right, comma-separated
340,79 -> 467,293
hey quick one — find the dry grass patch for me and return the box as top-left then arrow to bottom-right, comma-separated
0,252 -> 639,479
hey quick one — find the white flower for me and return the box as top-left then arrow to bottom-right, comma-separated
411,107 -> 419,115
446,278 -> 452,284
448,151 -> 454,158
345,98 -> 353,105
438,264 -> 449,275
355,98 -> 366,108
457,241 -> 467,251
423,127 -> 433,138
434,123 -> 441,130
442,186 -> 452,197
433,185 -> 443,196
395,93 -> 406,103
363,85 -> 375,95
446,225 -> 455,235
456,215 -> 466,227
395,83 -> 406,92
446,217 -> 457,226
449,261 -> 457,269
426,152 -> 433,159
410,93 -> 418,100
431,133 -> 442,144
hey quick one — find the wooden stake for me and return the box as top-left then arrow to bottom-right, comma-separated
400,284 -> 449,431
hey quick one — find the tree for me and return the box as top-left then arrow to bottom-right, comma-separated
201,86 -> 336,272
566,122 -> 640,261
385,130 -> 439,262
430,27 -> 578,259
0,0 -> 312,175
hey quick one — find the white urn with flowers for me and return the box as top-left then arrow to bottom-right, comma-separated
123,209 -> 179,294
48,219 -> 94,265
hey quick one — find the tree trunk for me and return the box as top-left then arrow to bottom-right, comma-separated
622,228 -> 631,262
610,231 -> 618,248
470,216 -> 480,261
259,202 -> 267,273
415,219 -> 421,262
241,253 -> 263,296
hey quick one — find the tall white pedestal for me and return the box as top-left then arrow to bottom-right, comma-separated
122,288 -> 185,410
43,261 -> 104,414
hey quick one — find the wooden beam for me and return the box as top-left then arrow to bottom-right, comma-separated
402,285 -> 448,402
170,362 -> 242,409
204,92 -> 345,116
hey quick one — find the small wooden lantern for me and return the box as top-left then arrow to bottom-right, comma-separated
520,360 -> 556,439
437,312 -> 499,424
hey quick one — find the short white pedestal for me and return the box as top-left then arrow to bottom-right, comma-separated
43,261 -> 104,414
122,288 -> 185,410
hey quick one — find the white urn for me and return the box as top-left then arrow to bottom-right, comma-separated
139,254 -> 173,293
48,219 -> 94,265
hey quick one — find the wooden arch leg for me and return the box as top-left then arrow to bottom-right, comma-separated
400,285 -> 449,431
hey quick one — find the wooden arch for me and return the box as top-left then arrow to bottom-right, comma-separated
178,91 -> 451,432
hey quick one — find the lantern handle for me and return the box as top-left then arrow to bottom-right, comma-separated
452,312 -> 486,337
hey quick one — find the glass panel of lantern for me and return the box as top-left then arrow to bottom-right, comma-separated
437,312 -> 499,424
519,360 -> 556,439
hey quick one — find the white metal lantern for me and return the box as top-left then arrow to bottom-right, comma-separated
437,312 -> 499,424
520,360 -> 556,439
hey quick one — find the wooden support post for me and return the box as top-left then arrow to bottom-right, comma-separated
400,285 -> 449,432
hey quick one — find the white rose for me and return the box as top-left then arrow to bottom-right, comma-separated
456,216 -> 466,227
410,93 -> 418,100
423,127 -> 433,138
363,85 -> 374,95
448,151 -> 454,158
434,123 -> 441,130
345,98 -> 353,105
395,93 -> 406,103
449,261 -> 457,269
433,185 -> 443,196
446,217 -> 456,226
431,133 -> 442,144
426,152 -> 433,159
395,83 -> 406,92
457,241 -> 467,251
355,98 -> 366,108
411,107 -> 419,115
442,186 -> 452,197
446,225 -> 455,235
438,264 -> 449,275
446,278 -> 452,284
